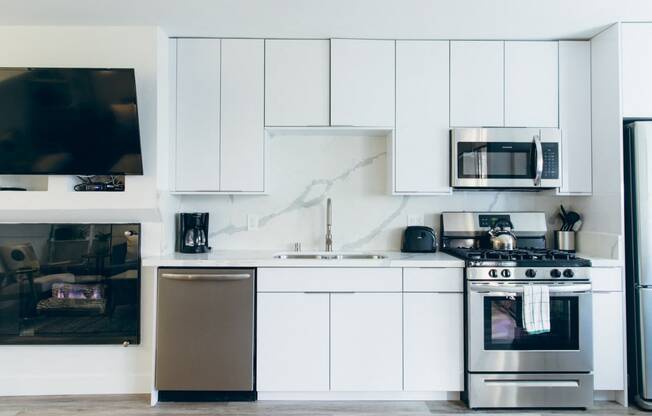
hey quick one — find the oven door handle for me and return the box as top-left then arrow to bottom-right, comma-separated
533,134 -> 543,186
469,283 -> 591,294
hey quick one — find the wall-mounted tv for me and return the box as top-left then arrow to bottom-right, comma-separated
0,68 -> 143,175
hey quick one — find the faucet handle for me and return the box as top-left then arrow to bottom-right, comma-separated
294,242 -> 302,252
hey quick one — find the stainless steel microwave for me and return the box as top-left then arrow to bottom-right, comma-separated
450,128 -> 561,189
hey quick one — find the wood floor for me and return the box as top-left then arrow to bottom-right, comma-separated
0,395 -> 648,416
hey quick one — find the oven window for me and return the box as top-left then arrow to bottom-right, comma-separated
458,142 -> 534,179
484,296 -> 579,350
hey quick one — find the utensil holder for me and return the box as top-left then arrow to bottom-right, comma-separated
555,231 -> 576,252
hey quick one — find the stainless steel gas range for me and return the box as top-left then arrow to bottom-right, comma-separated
441,212 -> 594,409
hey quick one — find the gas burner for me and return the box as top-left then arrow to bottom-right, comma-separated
443,247 -> 591,268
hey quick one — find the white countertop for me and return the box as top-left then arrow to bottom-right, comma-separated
575,253 -> 623,268
142,250 -> 621,269
142,250 -> 465,268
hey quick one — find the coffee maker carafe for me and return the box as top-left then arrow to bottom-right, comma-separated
177,213 -> 211,253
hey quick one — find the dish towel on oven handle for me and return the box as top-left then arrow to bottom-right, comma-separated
522,284 -> 550,334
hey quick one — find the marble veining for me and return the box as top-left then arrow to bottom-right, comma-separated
213,151 -> 387,238
178,135 -> 570,251
340,195 -> 409,251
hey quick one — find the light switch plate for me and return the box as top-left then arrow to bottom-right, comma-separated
407,214 -> 424,226
247,214 -> 259,231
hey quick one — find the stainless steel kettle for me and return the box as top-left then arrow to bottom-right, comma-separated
488,219 -> 517,250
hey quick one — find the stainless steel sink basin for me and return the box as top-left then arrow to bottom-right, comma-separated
274,253 -> 386,260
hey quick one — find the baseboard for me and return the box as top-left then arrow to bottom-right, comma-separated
0,373 -> 152,396
158,390 -> 256,402
257,391 -> 459,401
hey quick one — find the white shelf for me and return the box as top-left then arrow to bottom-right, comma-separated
265,126 -> 393,137
0,189 -> 161,223
170,191 -> 267,196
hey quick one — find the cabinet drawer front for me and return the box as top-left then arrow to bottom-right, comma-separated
258,268 -> 402,292
403,268 -> 463,292
592,267 -> 622,292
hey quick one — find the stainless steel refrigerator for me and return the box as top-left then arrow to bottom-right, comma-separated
625,121 -> 652,409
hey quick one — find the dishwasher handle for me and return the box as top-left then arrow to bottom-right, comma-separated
160,272 -> 252,281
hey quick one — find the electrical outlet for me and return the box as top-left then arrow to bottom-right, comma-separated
407,214 -> 424,226
247,214 -> 259,231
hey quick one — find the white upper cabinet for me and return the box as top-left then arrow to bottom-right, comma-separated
175,39 -> 221,191
220,39 -> 265,192
558,41 -> 592,195
265,40 -> 330,126
330,39 -> 395,127
395,41 -> 451,194
173,38 -> 265,193
623,23 -> 652,117
450,41 -> 504,127
504,41 -> 559,127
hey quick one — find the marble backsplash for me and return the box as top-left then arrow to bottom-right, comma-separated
175,134 -> 569,252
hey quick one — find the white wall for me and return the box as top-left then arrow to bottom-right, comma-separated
0,26 -> 166,396
178,134 -> 567,251
2,0 -> 652,40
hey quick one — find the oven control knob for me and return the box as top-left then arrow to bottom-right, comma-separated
525,269 -> 537,278
488,269 -> 498,278
563,269 -> 575,278
550,269 -> 562,278
501,269 -> 511,278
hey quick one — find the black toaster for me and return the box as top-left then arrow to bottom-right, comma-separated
401,226 -> 437,253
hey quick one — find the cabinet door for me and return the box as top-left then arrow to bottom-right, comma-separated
220,39 -> 265,192
622,23 -> 652,117
558,41 -> 592,195
330,293 -> 402,391
395,41 -> 451,194
330,39 -> 395,127
450,41 -> 504,127
593,291 -> 625,390
175,39 -> 221,191
265,39 -> 330,126
504,41 -> 559,127
256,293 -> 330,391
404,293 -> 463,391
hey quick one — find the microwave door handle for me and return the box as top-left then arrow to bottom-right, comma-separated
533,134 -> 543,186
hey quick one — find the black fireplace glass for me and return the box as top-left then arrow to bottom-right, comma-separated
0,223 -> 140,344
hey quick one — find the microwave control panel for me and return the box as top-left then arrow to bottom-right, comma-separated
541,143 -> 559,179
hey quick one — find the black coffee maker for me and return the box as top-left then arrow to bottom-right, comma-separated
177,213 -> 211,253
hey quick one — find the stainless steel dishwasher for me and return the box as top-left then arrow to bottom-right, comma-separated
155,268 -> 255,401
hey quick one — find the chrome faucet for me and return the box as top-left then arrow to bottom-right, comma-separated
325,198 -> 333,252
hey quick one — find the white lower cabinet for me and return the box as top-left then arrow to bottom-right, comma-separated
256,293 -> 330,391
256,267 -> 465,395
330,293 -> 403,391
593,291 -> 625,390
403,293 -> 464,391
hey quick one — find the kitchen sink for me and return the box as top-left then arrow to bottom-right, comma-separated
274,253 -> 386,260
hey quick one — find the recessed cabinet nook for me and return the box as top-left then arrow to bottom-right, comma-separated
170,38 -> 592,196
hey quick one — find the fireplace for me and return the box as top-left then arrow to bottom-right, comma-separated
0,223 -> 140,345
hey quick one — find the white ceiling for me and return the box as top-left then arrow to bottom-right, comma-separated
0,0 -> 651,39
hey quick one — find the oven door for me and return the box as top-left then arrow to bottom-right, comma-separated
467,281 -> 593,373
451,128 -> 561,189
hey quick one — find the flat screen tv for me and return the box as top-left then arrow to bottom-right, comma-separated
0,68 -> 143,175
